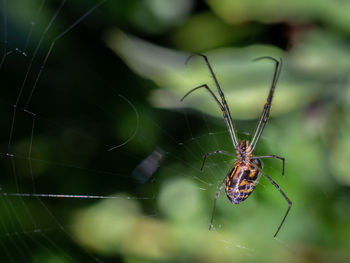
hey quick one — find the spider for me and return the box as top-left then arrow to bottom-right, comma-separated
181,53 -> 291,237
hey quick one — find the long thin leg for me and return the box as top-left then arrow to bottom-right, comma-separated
181,84 -> 238,149
249,161 -> 292,237
251,57 -> 283,151
251,155 -> 285,176
181,84 -> 238,148
201,150 -> 236,171
186,53 -> 238,146
181,84 -> 223,109
209,178 -> 226,230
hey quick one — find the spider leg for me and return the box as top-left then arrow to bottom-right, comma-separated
180,84 -> 223,108
180,84 -> 238,148
209,178 -> 226,230
185,53 -> 238,146
201,150 -> 235,171
251,155 -> 285,176
251,57 -> 283,151
249,161 -> 292,237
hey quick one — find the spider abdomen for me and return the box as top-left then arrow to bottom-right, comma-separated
225,159 -> 262,204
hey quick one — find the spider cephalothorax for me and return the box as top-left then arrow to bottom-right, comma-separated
235,140 -> 253,162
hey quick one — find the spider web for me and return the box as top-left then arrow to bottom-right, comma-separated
0,0 -> 154,261
0,1 -> 302,262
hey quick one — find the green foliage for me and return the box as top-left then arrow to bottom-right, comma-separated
2,0 -> 350,262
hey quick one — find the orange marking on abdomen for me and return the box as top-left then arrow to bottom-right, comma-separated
225,161 -> 262,204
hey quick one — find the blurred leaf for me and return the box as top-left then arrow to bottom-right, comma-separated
290,30 -> 350,77
72,194 -> 253,261
207,0 -> 350,33
105,30 -> 319,119
326,85 -> 350,186
158,177 -> 202,222
172,12 -> 263,51
102,0 -> 194,34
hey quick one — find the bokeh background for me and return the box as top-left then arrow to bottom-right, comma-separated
1,0 -> 350,262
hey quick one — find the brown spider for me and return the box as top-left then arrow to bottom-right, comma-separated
181,54 -> 291,237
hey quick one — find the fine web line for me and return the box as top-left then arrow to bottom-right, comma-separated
0,0 -> 7,69
107,94 -> 139,152
0,1 -> 220,260
0,0 -> 281,261
0,0 -> 157,262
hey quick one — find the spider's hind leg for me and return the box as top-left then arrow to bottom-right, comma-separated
249,161 -> 292,237
209,178 -> 226,230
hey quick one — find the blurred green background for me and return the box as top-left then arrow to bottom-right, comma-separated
1,0 -> 350,262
